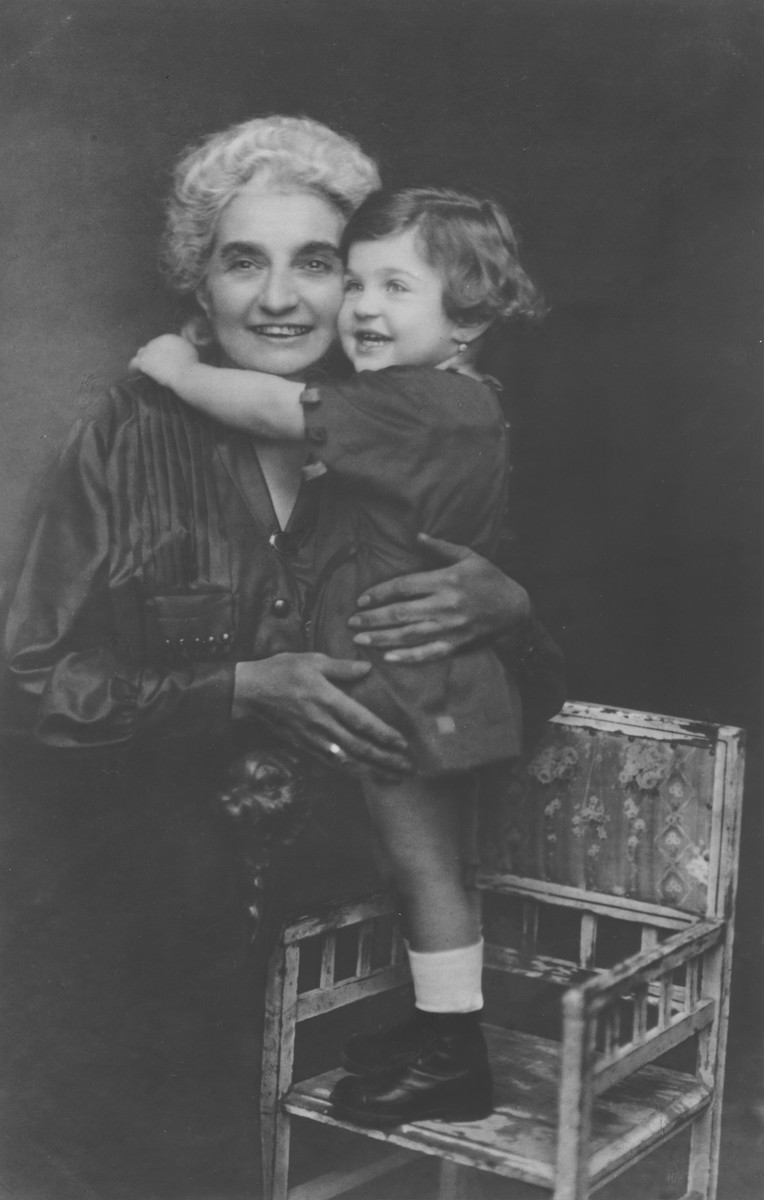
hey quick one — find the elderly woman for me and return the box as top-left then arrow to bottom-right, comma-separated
5,115 -> 557,766
1,115 -> 562,1180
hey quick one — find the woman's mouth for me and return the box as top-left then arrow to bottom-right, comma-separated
249,324 -> 313,339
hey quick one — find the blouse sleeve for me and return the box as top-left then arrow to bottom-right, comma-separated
2,414 -> 235,750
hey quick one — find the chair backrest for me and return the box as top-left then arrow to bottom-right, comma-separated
473,703 -> 745,981
475,702 -> 744,919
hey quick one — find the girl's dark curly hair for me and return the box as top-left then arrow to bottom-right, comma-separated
341,186 -> 544,327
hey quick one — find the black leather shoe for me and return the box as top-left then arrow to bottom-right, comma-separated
330,1012 -> 493,1127
340,1009 -> 438,1075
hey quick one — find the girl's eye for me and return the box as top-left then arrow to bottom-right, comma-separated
386,280 -> 408,294
344,279 -> 362,293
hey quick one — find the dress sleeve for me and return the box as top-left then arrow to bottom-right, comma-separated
300,368 -> 503,503
2,414 -> 235,750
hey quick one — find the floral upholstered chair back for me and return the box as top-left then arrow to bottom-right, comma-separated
476,705 -> 724,917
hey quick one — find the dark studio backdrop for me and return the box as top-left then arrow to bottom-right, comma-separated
1,0 -> 762,1196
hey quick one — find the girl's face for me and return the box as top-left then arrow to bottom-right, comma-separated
338,227 -> 462,373
200,187 -> 346,377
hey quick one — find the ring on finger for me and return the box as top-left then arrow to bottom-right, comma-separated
325,741 -> 350,766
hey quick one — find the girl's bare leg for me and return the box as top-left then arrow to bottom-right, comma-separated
361,772 -> 479,951
331,772 -> 493,1124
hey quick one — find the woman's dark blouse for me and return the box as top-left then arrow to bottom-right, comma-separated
0,376 -> 366,1170
2,371 -> 564,753
3,375 -> 331,750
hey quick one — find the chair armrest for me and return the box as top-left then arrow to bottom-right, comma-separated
572,919 -> 724,1014
281,891 -> 398,945
561,919 -> 725,1096
274,892 -> 410,1024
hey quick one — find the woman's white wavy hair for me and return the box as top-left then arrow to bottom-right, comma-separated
161,115 -> 381,293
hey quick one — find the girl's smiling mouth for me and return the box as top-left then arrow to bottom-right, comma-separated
353,331 -> 393,348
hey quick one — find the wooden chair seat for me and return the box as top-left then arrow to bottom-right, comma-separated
286,1024 -> 712,1191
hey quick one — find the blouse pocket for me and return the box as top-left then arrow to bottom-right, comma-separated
146,592 -> 236,663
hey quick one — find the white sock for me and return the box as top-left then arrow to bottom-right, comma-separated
407,940 -> 484,1013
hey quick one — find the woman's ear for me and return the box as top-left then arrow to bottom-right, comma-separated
195,284 -> 211,318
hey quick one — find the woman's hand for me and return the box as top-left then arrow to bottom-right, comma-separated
130,334 -> 199,390
232,653 -> 412,774
348,533 -> 531,664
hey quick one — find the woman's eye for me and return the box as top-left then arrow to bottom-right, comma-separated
229,257 -> 258,272
302,258 -> 337,274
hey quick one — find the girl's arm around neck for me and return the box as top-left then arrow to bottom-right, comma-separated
130,334 -> 306,439
172,362 -> 306,439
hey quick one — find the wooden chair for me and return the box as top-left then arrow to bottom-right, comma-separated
260,701 -> 745,1200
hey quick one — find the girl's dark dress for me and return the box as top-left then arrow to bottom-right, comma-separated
301,364 -> 523,774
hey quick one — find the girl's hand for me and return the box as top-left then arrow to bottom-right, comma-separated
232,653 -> 412,775
130,334 -> 199,389
348,533 -> 531,664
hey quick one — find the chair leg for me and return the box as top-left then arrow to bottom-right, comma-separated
261,1106 -> 292,1200
684,939 -> 731,1200
438,1161 -> 484,1199
554,990 -> 595,1200
261,943 -> 300,1200
683,1103 -> 718,1200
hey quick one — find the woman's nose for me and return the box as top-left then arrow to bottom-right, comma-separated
257,268 -> 299,314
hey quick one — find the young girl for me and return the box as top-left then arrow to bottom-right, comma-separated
131,187 -> 544,1127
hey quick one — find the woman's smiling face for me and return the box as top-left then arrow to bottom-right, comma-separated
200,187 -> 346,376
